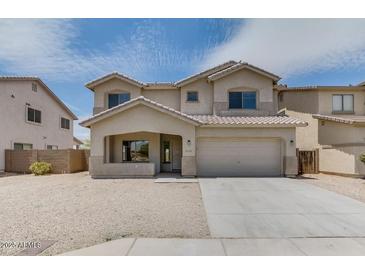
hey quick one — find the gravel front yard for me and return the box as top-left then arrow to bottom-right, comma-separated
303,173 -> 365,203
0,172 -> 209,256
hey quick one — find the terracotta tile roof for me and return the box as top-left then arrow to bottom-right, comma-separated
0,76 -> 77,120
313,114 -> 365,125
208,61 -> 281,82
191,115 -> 307,127
80,97 -> 307,128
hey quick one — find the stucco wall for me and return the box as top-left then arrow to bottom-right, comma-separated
319,146 -> 365,176
212,69 -> 276,116
180,78 -> 213,115
318,121 -> 365,145
285,110 -> 319,150
279,90 -> 319,114
142,89 -> 180,111
0,80 -> 74,171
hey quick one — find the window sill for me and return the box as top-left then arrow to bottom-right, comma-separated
122,161 -> 150,163
186,100 -> 199,103
25,120 -> 42,126
228,108 -> 258,110
332,111 -> 355,115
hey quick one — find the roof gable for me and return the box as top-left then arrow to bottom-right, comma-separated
174,61 -> 237,87
85,72 -> 146,91
80,96 -> 202,127
0,76 -> 77,120
208,62 -> 280,82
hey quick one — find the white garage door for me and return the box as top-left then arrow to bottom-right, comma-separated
197,138 -> 281,177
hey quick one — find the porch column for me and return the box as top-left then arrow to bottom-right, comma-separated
284,135 -> 298,177
181,136 -> 197,177
105,136 -> 110,163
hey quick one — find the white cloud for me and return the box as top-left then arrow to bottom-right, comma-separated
202,19 -> 365,79
0,19 -> 207,82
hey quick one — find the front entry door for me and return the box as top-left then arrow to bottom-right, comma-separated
161,134 -> 182,173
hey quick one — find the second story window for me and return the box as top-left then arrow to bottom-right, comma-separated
187,91 -> 198,102
61,117 -> 70,129
27,107 -> 41,124
229,91 -> 257,109
108,93 -> 131,109
332,94 -> 354,113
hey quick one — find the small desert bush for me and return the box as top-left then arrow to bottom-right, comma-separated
29,162 -> 52,176
360,153 -> 365,164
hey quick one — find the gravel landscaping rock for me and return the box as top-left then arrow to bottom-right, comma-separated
303,173 -> 365,203
0,172 -> 210,256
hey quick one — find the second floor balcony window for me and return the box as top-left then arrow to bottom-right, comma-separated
229,91 -> 257,110
108,93 -> 131,109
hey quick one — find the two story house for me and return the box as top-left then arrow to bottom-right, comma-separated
278,85 -> 365,176
0,77 -> 78,172
80,61 -> 306,178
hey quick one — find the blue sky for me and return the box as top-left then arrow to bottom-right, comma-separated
1,18 -> 365,139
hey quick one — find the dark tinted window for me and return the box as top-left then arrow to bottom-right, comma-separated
61,117 -> 70,129
243,92 -> 256,109
108,93 -> 131,108
187,91 -> 198,102
229,92 -> 257,109
229,92 -> 243,109
27,107 -> 41,124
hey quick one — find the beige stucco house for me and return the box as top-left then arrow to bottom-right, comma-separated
0,77 -> 77,172
278,84 -> 365,176
80,61 -> 306,178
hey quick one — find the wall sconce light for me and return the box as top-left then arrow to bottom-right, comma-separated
290,140 -> 294,144
187,139 -> 191,145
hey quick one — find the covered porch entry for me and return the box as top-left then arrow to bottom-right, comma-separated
83,97 -> 199,178
104,132 -> 182,175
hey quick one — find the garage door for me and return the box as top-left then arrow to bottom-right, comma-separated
197,138 -> 281,177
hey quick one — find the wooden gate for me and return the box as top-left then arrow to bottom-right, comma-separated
297,149 -> 319,174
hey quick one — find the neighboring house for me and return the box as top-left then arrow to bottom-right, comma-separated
80,61 -> 306,178
0,77 -> 78,172
73,137 -> 84,149
278,84 -> 365,176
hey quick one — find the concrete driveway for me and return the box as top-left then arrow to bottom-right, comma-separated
199,177 -> 365,239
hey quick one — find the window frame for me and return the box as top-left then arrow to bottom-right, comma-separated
122,140 -> 149,162
26,106 -> 42,125
228,91 -> 257,110
108,92 -> 131,109
60,117 -> 71,130
186,91 -> 199,102
14,143 -> 33,150
332,94 -> 354,113
47,145 -> 58,150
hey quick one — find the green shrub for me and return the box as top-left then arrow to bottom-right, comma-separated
29,162 -> 52,176
360,154 -> 365,164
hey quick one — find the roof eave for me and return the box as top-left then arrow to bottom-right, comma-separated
199,123 -> 307,128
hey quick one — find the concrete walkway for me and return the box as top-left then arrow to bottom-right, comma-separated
60,237 -> 365,256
